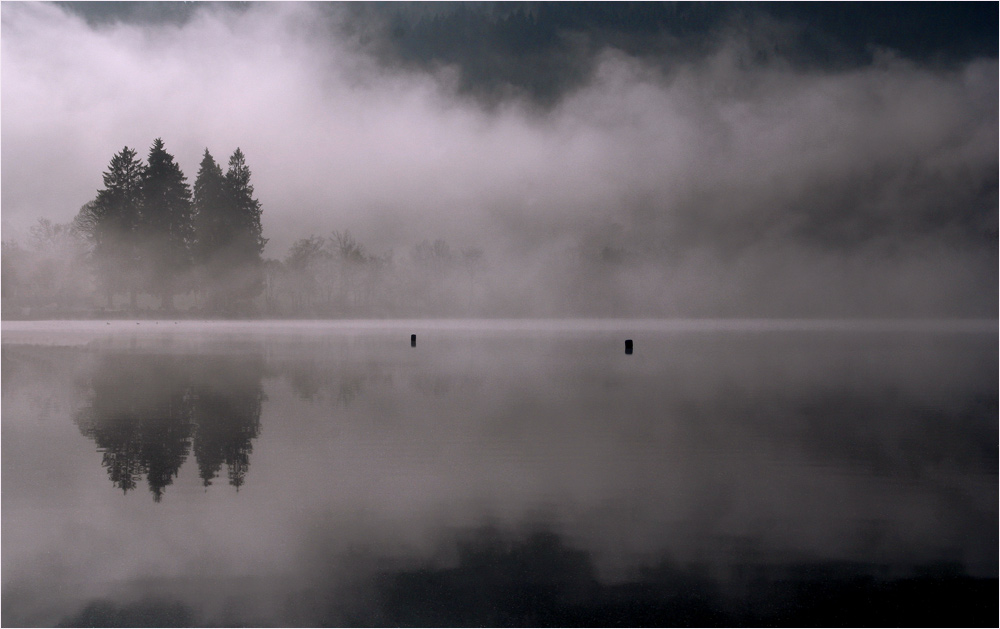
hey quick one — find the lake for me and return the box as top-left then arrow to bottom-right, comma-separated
2,319 -> 997,626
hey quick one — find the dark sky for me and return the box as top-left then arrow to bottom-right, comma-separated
49,3 -> 999,111
348,2 -> 998,102
2,2 -> 996,315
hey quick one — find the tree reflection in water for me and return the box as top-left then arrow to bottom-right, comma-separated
75,352 -> 264,500
189,356 -> 264,489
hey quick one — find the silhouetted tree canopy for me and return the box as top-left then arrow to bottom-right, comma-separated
91,146 -> 146,309
192,147 -> 267,314
55,141 -> 271,316
192,148 -> 228,265
141,138 -> 193,310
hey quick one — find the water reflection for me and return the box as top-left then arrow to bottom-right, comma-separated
57,599 -> 194,628
2,323 -> 997,626
189,357 -> 264,489
74,352 -> 264,499
274,353 -> 393,406
342,525 -> 995,627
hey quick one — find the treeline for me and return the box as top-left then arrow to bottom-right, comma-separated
1,222 -> 492,319
268,233 -> 486,317
3,209 -> 642,318
0,137 -> 493,318
3,138 -> 265,317
2,139 -> 265,316
74,139 -> 266,314
3,138 -> 647,319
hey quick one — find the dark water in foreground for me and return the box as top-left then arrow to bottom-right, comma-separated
2,320 -> 997,627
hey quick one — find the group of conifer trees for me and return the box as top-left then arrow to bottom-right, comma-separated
74,139 -> 265,313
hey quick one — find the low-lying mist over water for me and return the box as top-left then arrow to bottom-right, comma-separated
2,320 -> 997,625
2,2 -> 996,318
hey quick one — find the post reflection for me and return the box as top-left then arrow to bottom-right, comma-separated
74,352 -> 264,500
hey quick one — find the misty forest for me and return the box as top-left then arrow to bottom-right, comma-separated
2,3 -> 996,320
2,140 -> 492,318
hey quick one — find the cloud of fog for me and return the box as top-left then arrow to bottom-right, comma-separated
2,2 -> 995,316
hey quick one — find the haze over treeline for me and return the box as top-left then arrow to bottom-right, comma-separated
1,2 -> 996,318
69,140 -> 266,315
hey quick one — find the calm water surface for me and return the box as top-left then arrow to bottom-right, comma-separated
2,320 -> 997,626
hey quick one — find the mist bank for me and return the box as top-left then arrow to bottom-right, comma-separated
2,3 -> 996,319
2,219 -> 995,319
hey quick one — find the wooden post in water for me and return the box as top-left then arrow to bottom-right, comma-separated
625,339 -> 633,355
411,334 -> 416,347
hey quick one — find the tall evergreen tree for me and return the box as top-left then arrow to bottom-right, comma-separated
225,148 -> 266,258
192,148 -> 227,267
223,147 -> 267,313
192,148 -> 234,312
193,147 -> 266,313
141,138 -> 192,310
91,146 -> 146,309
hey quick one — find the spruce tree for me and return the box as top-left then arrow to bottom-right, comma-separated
222,148 -> 266,312
225,148 -> 266,260
192,149 -> 228,310
141,138 -> 192,311
192,147 -> 266,313
192,149 -> 227,264
92,146 -> 146,310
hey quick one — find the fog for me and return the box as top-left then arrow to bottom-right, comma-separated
2,2 -> 996,317
2,321 -> 996,625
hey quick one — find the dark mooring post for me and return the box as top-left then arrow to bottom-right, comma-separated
411,334 -> 416,347
625,339 -> 633,355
